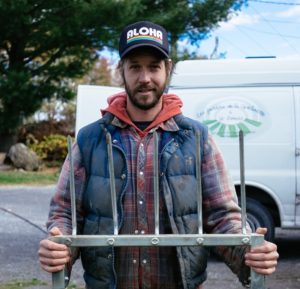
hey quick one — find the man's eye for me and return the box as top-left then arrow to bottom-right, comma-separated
130,65 -> 140,70
151,65 -> 160,70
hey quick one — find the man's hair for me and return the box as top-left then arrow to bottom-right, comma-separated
117,58 -> 173,86
116,46 -> 174,88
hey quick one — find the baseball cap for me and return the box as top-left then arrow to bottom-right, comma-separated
119,21 -> 169,59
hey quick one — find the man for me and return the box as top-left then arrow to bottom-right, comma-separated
39,21 -> 278,289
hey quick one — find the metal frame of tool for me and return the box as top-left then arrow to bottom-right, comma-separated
50,131 -> 265,289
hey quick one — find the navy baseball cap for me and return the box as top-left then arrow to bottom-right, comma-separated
119,21 -> 169,59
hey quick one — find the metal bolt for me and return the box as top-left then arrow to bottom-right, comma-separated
151,237 -> 160,245
107,238 -> 115,245
197,238 -> 204,245
65,238 -> 72,246
242,237 -> 250,244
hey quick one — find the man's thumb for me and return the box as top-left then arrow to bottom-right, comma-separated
49,227 -> 63,237
256,227 -> 267,235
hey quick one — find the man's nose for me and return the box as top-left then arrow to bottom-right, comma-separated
138,69 -> 151,83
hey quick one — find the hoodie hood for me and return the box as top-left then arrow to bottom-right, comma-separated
101,91 -> 183,137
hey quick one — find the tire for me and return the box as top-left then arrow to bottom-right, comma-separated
240,197 -> 275,242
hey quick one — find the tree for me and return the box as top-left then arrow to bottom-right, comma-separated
78,56 -> 112,86
0,0 -> 246,139
0,0 -> 129,137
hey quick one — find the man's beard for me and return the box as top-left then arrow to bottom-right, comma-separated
124,81 -> 166,110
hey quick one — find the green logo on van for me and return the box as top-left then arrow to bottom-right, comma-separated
198,98 -> 265,138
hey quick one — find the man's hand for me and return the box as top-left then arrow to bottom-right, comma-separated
38,227 -> 71,273
244,227 -> 279,275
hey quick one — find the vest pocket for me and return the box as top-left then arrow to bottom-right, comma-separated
182,246 -> 209,288
81,216 -> 113,279
82,215 -> 100,235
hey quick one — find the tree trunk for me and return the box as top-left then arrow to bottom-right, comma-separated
0,133 -> 18,153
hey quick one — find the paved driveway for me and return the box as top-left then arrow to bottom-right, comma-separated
0,186 -> 299,289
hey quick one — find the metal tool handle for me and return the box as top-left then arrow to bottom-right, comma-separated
250,235 -> 266,289
239,130 -> 247,235
67,135 -> 77,236
153,131 -> 160,235
52,270 -> 66,289
106,132 -> 118,235
196,130 -> 203,234
52,136 -> 76,289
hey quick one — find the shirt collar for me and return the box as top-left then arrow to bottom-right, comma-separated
111,116 -> 179,132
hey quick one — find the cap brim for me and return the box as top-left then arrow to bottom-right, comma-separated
120,43 -> 169,59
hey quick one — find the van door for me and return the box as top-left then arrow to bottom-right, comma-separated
75,85 -> 123,136
295,87 -> 300,226
171,86 -> 296,228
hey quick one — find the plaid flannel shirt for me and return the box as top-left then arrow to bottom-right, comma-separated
47,116 -> 250,288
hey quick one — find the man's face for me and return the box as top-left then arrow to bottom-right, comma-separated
122,50 -> 169,110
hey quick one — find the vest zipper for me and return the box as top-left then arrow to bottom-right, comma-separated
111,141 -> 129,289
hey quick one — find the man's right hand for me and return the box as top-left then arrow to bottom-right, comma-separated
38,227 -> 71,273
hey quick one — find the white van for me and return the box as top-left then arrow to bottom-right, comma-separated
169,58 -> 300,241
76,58 -> 300,241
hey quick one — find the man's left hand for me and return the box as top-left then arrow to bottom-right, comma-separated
244,227 -> 279,275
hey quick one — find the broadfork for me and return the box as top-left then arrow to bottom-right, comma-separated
50,131 -> 265,289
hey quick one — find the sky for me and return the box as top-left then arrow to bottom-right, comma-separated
101,0 -> 300,62
197,0 -> 300,59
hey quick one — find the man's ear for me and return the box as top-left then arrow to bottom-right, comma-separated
117,59 -> 125,86
117,60 -> 123,72
167,59 -> 173,76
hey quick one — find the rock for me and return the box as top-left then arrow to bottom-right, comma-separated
7,143 -> 40,171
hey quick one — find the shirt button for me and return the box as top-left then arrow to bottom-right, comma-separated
134,230 -> 139,234
139,171 -> 144,176
142,259 -> 147,264
107,254 -> 112,259
133,259 -> 137,264
112,139 -> 118,144
141,230 -> 145,234
140,143 -> 144,147
139,200 -> 143,205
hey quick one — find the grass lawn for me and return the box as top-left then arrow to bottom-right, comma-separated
0,279 -> 84,289
0,279 -> 47,289
0,167 -> 60,185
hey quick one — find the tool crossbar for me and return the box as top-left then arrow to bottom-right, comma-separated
51,131 -> 265,289
50,233 -> 263,247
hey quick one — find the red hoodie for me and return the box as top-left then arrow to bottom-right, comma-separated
101,91 -> 183,137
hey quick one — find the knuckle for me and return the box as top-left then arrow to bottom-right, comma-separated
262,261 -> 269,267
48,265 -> 64,273
50,251 -> 63,259
37,249 -> 42,256
266,268 -> 275,275
47,258 -> 58,266
47,242 -> 57,250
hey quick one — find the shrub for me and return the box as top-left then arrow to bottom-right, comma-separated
18,120 -> 74,143
28,134 -> 70,163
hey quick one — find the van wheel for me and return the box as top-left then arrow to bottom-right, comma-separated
243,198 -> 275,242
